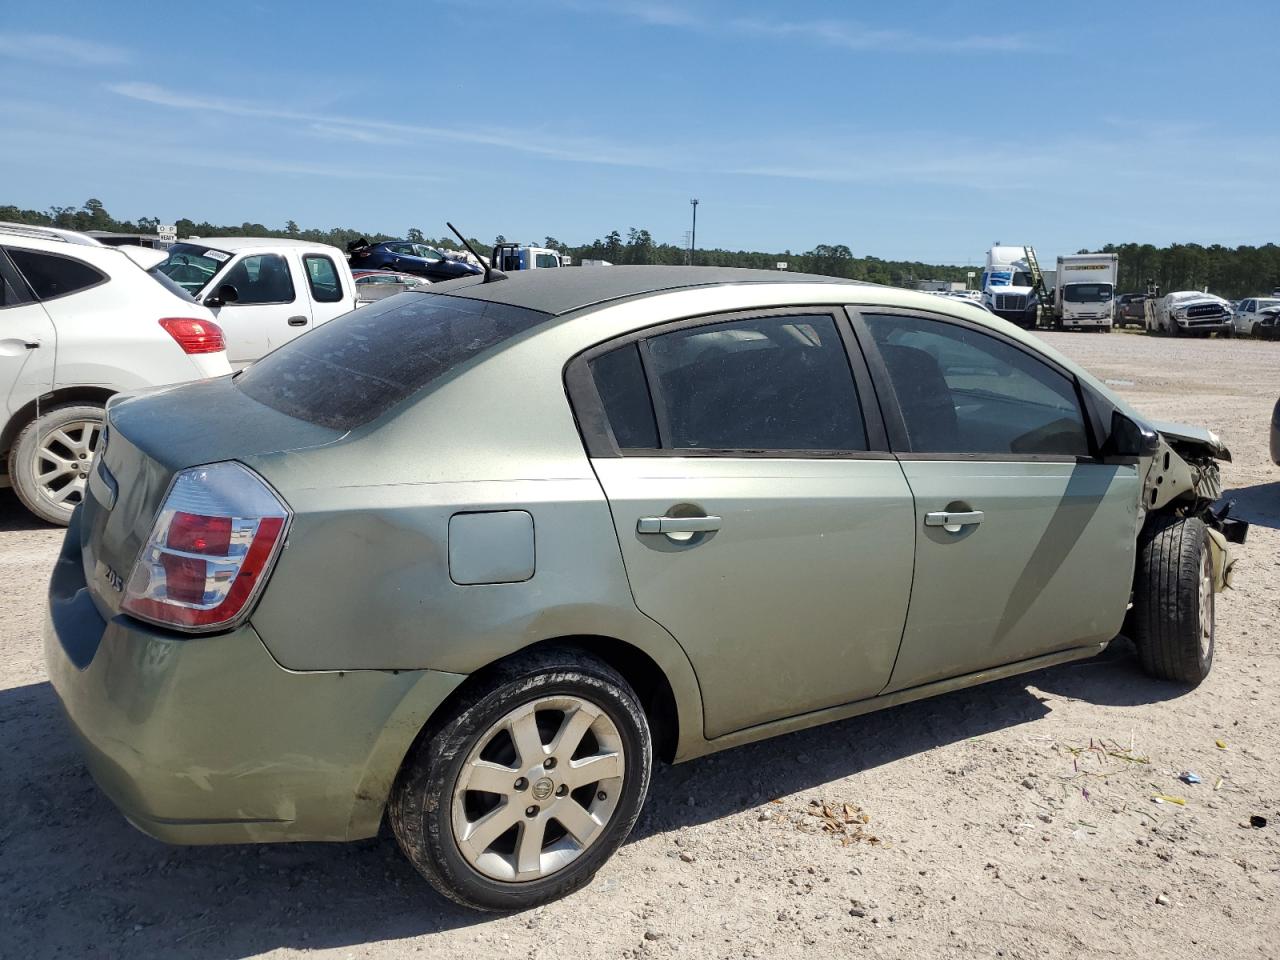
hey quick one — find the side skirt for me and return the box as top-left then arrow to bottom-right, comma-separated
674,642 -> 1108,762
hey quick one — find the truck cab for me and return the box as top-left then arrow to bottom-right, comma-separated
1054,254 -> 1119,331
981,245 -> 1039,328
154,238 -> 356,366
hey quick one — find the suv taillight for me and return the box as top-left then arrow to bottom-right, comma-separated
122,462 -> 290,632
160,317 -> 225,355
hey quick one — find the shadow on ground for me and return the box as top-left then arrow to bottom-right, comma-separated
0,489 -> 58,533
0,640 -> 1188,959
1219,482 -> 1280,531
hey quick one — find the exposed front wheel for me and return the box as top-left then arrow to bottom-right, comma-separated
389,649 -> 652,911
1131,516 -> 1214,685
8,403 -> 105,526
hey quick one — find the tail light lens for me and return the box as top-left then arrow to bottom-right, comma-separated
122,462 -> 290,632
160,317 -> 225,355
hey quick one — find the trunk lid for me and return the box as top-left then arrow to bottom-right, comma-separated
81,376 -> 342,618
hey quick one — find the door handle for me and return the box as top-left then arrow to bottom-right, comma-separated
924,510 -> 984,532
637,515 -> 722,535
287,316 -> 308,327
24,341 -> 40,349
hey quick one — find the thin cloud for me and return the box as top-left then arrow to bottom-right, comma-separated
308,123 -> 404,145
107,81 -> 674,168
730,17 -> 1034,53
0,32 -> 131,66
574,4 -> 1034,53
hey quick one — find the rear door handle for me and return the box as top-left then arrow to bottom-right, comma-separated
924,510 -> 984,532
287,316 -> 308,327
637,515 -> 722,535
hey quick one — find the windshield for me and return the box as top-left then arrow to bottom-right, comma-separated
152,242 -> 232,294
1064,283 -> 1113,303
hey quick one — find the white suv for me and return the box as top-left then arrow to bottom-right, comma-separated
0,223 -> 231,524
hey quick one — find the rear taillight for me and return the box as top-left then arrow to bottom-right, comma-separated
122,462 -> 290,632
159,317 -> 225,355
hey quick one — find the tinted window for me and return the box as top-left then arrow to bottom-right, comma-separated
865,314 -> 1088,457
590,343 -> 659,449
535,253 -> 560,268
304,255 -> 343,303
237,293 -> 549,430
7,249 -> 105,300
646,315 -> 865,451
219,254 -> 295,305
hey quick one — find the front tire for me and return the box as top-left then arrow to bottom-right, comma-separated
8,403 -> 105,526
1131,516 -> 1214,685
389,648 -> 652,911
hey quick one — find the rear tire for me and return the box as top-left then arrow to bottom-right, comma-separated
389,648 -> 652,911
1131,516 -> 1214,685
8,403 -> 105,526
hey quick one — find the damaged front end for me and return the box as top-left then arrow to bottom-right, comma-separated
1141,420 -> 1247,590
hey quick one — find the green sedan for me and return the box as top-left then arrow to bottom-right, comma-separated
46,267 -> 1243,911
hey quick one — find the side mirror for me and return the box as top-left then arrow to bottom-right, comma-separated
1103,410 -> 1161,459
205,283 -> 239,307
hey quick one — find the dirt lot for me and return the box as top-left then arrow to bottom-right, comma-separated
2,331 -> 1277,959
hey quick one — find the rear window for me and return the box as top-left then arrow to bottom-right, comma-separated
236,292 -> 550,430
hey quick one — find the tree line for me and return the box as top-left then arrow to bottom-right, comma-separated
4,199 -> 1276,297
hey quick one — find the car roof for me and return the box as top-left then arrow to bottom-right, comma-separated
430,265 -> 859,316
183,236 -> 343,254
0,221 -> 104,246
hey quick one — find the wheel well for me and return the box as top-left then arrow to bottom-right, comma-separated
418,637 -> 682,766
0,387 -> 115,461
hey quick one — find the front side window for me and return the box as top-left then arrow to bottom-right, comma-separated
413,245 -> 443,262
609,314 -> 866,452
6,248 -> 105,301
535,253 -> 560,268
864,314 -> 1089,457
303,255 -> 343,303
219,254 -> 295,305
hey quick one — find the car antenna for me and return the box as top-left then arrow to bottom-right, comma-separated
447,222 -> 506,283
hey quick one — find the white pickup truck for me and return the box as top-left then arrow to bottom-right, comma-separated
153,238 -> 356,365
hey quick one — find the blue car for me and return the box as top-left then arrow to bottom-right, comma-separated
347,239 -> 482,281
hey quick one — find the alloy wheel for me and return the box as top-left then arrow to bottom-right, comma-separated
452,696 -> 625,882
35,418 -> 100,509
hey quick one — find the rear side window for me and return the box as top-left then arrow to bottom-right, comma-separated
648,315 -> 865,451
864,314 -> 1089,457
589,343 -> 659,449
586,314 -> 866,453
237,293 -> 550,430
304,255 -> 343,303
219,254 -> 295,305
6,249 -> 105,301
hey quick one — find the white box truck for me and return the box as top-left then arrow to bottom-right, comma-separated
1054,253 -> 1119,331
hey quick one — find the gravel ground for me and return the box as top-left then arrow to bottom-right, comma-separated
1,331 -> 1277,959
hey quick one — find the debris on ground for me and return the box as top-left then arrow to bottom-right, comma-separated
1179,772 -> 1202,785
1151,795 -> 1186,806
801,800 -> 880,846
1249,816 -> 1267,829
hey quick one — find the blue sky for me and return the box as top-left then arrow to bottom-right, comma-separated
0,1 -> 1275,265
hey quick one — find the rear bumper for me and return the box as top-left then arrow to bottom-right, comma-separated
44,509 -> 465,844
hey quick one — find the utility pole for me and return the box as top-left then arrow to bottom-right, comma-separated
689,198 -> 699,266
